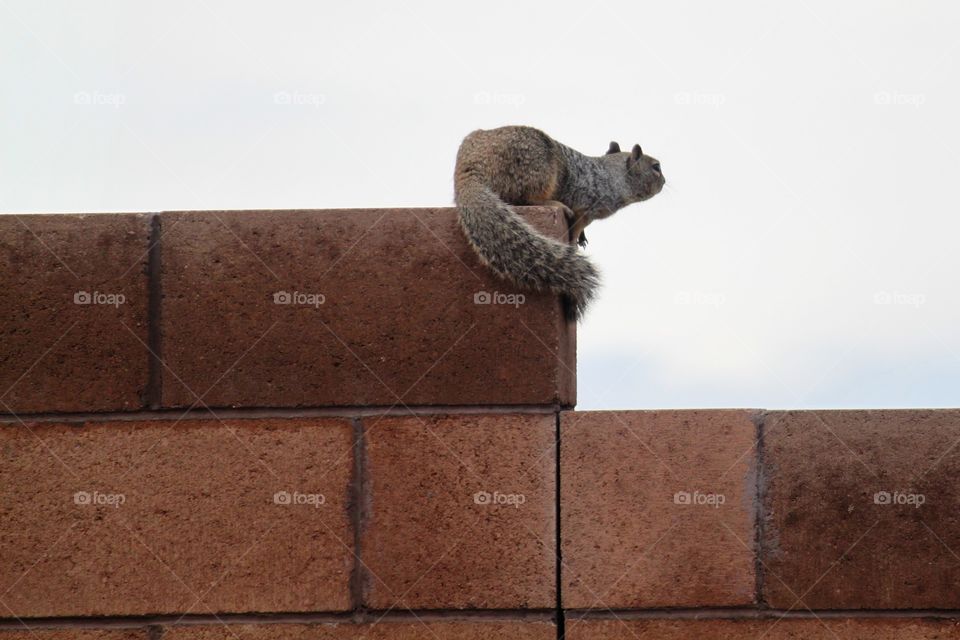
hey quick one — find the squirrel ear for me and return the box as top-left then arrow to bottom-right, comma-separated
606,141 -> 621,155
631,144 -> 643,162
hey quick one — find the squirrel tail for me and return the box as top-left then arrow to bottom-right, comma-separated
454,174 -> 600,320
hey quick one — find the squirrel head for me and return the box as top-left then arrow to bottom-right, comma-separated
605,141 -> 664,203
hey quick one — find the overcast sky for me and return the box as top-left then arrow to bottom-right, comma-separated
2,1 -> 958,410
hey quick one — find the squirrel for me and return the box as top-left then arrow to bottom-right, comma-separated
454,125 -> 664,320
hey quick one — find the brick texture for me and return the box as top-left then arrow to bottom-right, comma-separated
762,410 -> 960,609
565,618 -> 960,639
361,413 -> 556,609
158,208 -> 574,409
6,207 -> 960,631
162,621 -> 556,640
0,418 -> 353,617
0,213 -> 151,413
561,410 -> 757,608
0,632 -> 145,640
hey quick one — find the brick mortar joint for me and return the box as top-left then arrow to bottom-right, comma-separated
145,212 -> 163,410
9,608 -> 960,630
554,409 -> 565,639
753,409 -> 767,609
350,417 -> 368,615
0,405 -> 561,424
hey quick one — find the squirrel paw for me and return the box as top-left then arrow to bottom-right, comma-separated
578,231 -> 588,248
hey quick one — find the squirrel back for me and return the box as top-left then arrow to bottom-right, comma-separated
453,125 -> 664,320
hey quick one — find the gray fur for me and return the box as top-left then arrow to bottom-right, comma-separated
454,125 -> 664,320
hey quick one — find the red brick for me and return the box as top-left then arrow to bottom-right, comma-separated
565,618 -> 960,639
762,410 -> 960,609
561,410 -> 757,608
360,413 -> 556,609
0,632 -> 145,640
163,620 -> 556,639
0,418 -> 353,616
0,213 -> 151,413
157,208 -> 575,409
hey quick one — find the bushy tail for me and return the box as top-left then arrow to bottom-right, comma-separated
455,175 -> 600,320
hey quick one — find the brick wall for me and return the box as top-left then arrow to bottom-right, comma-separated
2,210 -> 959,638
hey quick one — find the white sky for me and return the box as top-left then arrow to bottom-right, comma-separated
2,1 -> 958,410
